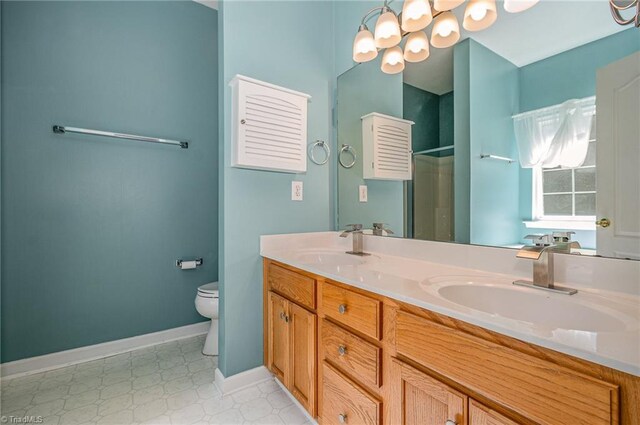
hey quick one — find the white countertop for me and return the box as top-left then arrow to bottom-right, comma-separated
260,232 -> 640,377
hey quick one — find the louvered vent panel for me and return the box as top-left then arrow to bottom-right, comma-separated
231,75 -> 310,173
362,113 -> 414,180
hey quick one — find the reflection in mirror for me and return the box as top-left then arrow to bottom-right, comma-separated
336,1 -> 640,260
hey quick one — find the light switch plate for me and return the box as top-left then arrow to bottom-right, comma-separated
359,185 -> 368,202
292,181 -> 303,201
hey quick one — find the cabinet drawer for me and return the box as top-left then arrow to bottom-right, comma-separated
268,263 -> 316,310
322,282 -> 381,340
396,311 -> 619,425
322,362 -> 380,425
322,319 -> 381,388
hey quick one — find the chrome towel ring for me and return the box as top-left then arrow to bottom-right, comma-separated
308,140 -> 330,165
339,144 -> 357,169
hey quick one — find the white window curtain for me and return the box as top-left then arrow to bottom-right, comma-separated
512,96 -> 595,219
513,96 -> 595,169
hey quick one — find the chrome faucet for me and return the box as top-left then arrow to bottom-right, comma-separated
372,223 -> 394,236
513,234 -> 580,295
340,224 -> 370,256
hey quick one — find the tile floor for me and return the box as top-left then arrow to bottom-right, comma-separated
0,335 -> 311,425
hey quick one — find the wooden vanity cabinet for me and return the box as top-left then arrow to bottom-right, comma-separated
263,259 -> 639,425
469,400 -> 520,425
264,260 -> 317,416
388,358 -> 467,425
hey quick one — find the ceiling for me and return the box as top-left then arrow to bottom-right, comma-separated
403,1 -> 629,95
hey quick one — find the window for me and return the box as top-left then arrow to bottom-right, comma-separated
540,139 -> 596,219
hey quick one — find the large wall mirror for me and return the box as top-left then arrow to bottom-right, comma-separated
337,1 -> 640,260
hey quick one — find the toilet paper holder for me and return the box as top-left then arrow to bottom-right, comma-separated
176,258 -> 203,269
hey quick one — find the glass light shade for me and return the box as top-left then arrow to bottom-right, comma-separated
352,28 -> 378,63
430,12 -> 460,48
401,0 -> 433,32
463,0 -> 497,31
433,0 -> 465,11
381,46 -> 405,74
404,31 -> 430,62
374,11 -> 402,48
504,0 -> 539,13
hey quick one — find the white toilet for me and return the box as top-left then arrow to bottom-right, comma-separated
194,282 -> 219,356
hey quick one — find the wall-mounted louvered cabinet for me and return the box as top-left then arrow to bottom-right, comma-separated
361,113 -> 414,181
230,75 -> 311,173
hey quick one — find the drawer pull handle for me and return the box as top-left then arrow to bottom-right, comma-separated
445,421 -> 457,425
337,345 -> 347,356
338,304 -> 348,314
338,413 -> 347,424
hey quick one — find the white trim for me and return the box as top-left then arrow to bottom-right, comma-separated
214,366 -> 273,395
523,220 -> 596,231
274,376 -> 318,425
360,112 -> 414,125
229,75 -> 311,100
1,322 -> 210,379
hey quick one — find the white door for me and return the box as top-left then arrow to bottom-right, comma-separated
596,52 -> 640,259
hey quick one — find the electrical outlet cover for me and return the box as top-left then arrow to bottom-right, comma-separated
359,185 -> 368,202
292,181 -> 303,201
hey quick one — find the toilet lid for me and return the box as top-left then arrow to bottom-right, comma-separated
197,282 -> 219,297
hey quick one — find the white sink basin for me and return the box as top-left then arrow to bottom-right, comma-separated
424,276 -> 630,332
292,250 -> 372,267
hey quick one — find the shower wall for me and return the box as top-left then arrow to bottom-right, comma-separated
414,155 -> 454,241
403,84 -> 454,241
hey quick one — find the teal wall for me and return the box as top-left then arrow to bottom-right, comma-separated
1,1 -> 218,362
517,28 -> 640,248
403,84 -> 454,237
454,40 -> 471,244
439,92 -> 454,149
218,1 -> 334,377
468,40 -> 521,246
403,84 -> 440,153
336,59 -> 404,236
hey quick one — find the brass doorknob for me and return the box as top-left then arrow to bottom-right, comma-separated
596,218 -> 611,228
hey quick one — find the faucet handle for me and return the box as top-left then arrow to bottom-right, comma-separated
552,231 -> 575,243
524,234 -> 553,246
344,224 -> 363,231
372,223 -> 394,235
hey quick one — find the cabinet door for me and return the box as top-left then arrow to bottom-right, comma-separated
289,302 -> 317,415
470,400 -> 520,425
389,359 -> 466,425
267,291 -> 289,384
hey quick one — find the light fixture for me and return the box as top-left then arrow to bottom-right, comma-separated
353,24 -> 378,63
431,11 -> 460,48
433,0 -> 465,12
374,7 -> 402,48
351,0 -> 546,75
404,31 -> 430,62
609,0 -> 639,27
401,0 -> 433,32
381,46 -> 405,74
503,0 -> 539,13
463,0 -> 497,31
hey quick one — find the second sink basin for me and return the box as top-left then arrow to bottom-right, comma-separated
424,276 -> 631,333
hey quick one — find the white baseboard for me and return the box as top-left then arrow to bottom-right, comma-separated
273,376 -> 317,424
1,321 -> 210,379
214,365 -> 272,395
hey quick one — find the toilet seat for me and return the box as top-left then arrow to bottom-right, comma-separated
197,282 -> 219,299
